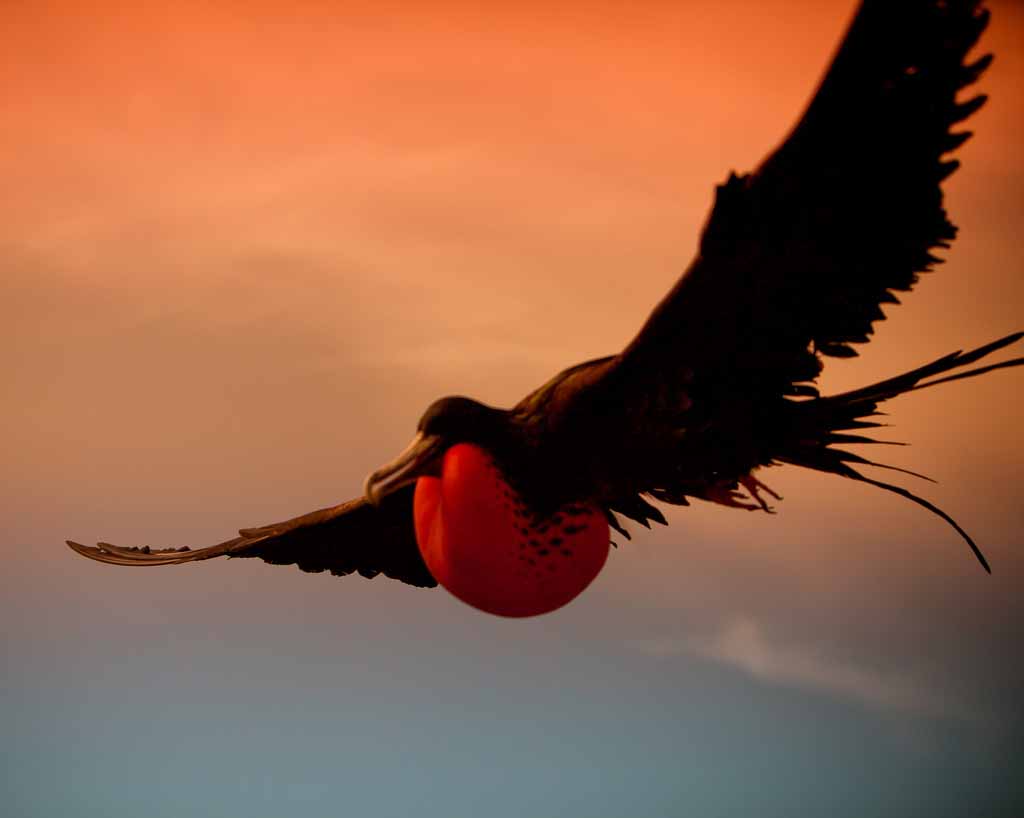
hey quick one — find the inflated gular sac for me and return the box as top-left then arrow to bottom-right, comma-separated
414,443 -> 610,617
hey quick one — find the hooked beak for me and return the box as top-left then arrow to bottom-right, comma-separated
364,432 -> 445,506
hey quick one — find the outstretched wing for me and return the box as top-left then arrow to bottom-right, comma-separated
67,484 -> 437,588
619,0 -> 992,398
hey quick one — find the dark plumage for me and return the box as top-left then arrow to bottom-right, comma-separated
69,486 -> 436,588
69,0 -> 1022,584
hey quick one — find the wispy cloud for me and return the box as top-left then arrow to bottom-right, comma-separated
633,617 -> 976,722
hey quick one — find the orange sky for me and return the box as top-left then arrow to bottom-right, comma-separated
3,3 -> 1024,812
5,0 -> 1021,547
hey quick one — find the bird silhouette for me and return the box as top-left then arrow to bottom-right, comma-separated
68,0 -> 1023,616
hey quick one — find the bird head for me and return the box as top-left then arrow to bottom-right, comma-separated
366,395 -> 609,618
363,396 -> 509,506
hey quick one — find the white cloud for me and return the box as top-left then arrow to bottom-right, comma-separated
633,617 -> 977,723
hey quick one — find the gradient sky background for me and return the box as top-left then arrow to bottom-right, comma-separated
4,1 -> 1023,816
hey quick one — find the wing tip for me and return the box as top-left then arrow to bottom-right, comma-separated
65,538 -> 211,566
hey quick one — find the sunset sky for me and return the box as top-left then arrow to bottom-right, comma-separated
4,1 -> 1023,816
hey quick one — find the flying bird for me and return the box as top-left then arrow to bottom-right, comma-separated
69,0 -> 1023,617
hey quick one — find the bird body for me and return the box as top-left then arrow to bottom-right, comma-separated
69,0 -> 1023,616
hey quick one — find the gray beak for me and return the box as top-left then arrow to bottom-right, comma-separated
364,432 -> 445,506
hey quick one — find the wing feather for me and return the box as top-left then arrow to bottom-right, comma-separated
619,0 -> 993,396
67,484 -> 437,588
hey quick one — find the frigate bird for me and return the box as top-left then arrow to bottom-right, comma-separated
68,0 -> 1023,616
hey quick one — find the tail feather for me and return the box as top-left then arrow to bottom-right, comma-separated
914,355 -> 1024,391
841,467 -> 991,574
779,332 -> 1023,572
824,331 -> 1023,406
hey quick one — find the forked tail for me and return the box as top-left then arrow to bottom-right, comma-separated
778,332 -> 1024,573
